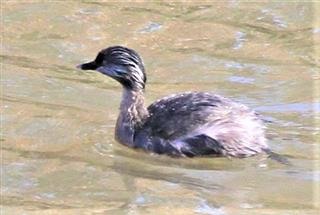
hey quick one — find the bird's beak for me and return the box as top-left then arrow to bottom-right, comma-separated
76,61 -> 98,70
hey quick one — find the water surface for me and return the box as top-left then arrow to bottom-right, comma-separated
2,1 -> 320,214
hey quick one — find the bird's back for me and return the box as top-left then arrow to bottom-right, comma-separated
134,92 -> 268,157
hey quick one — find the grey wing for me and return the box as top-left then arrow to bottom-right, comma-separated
135,92 -> 267,157
142,92 -> 230,140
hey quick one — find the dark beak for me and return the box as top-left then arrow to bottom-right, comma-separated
76,61 -> 98,70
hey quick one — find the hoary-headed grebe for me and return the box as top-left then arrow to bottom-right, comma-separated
78,46 -> 270,158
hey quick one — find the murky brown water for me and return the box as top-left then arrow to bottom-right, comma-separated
2,1 -> 320,214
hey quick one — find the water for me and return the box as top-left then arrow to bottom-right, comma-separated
2,1 -> 319,214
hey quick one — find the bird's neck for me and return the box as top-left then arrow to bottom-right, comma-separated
115,88 -> 149,146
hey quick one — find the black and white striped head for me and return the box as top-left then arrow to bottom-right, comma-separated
78,46 -> 146,90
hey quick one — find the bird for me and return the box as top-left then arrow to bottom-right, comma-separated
77,45 -> 271,158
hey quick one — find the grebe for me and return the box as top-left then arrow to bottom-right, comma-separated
77,46 -> 270,158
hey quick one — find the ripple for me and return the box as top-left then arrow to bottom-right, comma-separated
3,162 -> 39,192
228,76 -> 255,84
194,199 -> 225,215
233,31 -> 246,50
313,28 -> 320,34
139,22 -> 162,33
261,8 -> 288,29
256,102 -> 318,113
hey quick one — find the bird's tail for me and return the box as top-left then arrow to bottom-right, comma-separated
262,148 -> 291,165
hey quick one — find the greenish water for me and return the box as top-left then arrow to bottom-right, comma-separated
1,1 -> 320,214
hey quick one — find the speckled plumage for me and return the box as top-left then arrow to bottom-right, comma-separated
78,46 -> 269,158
